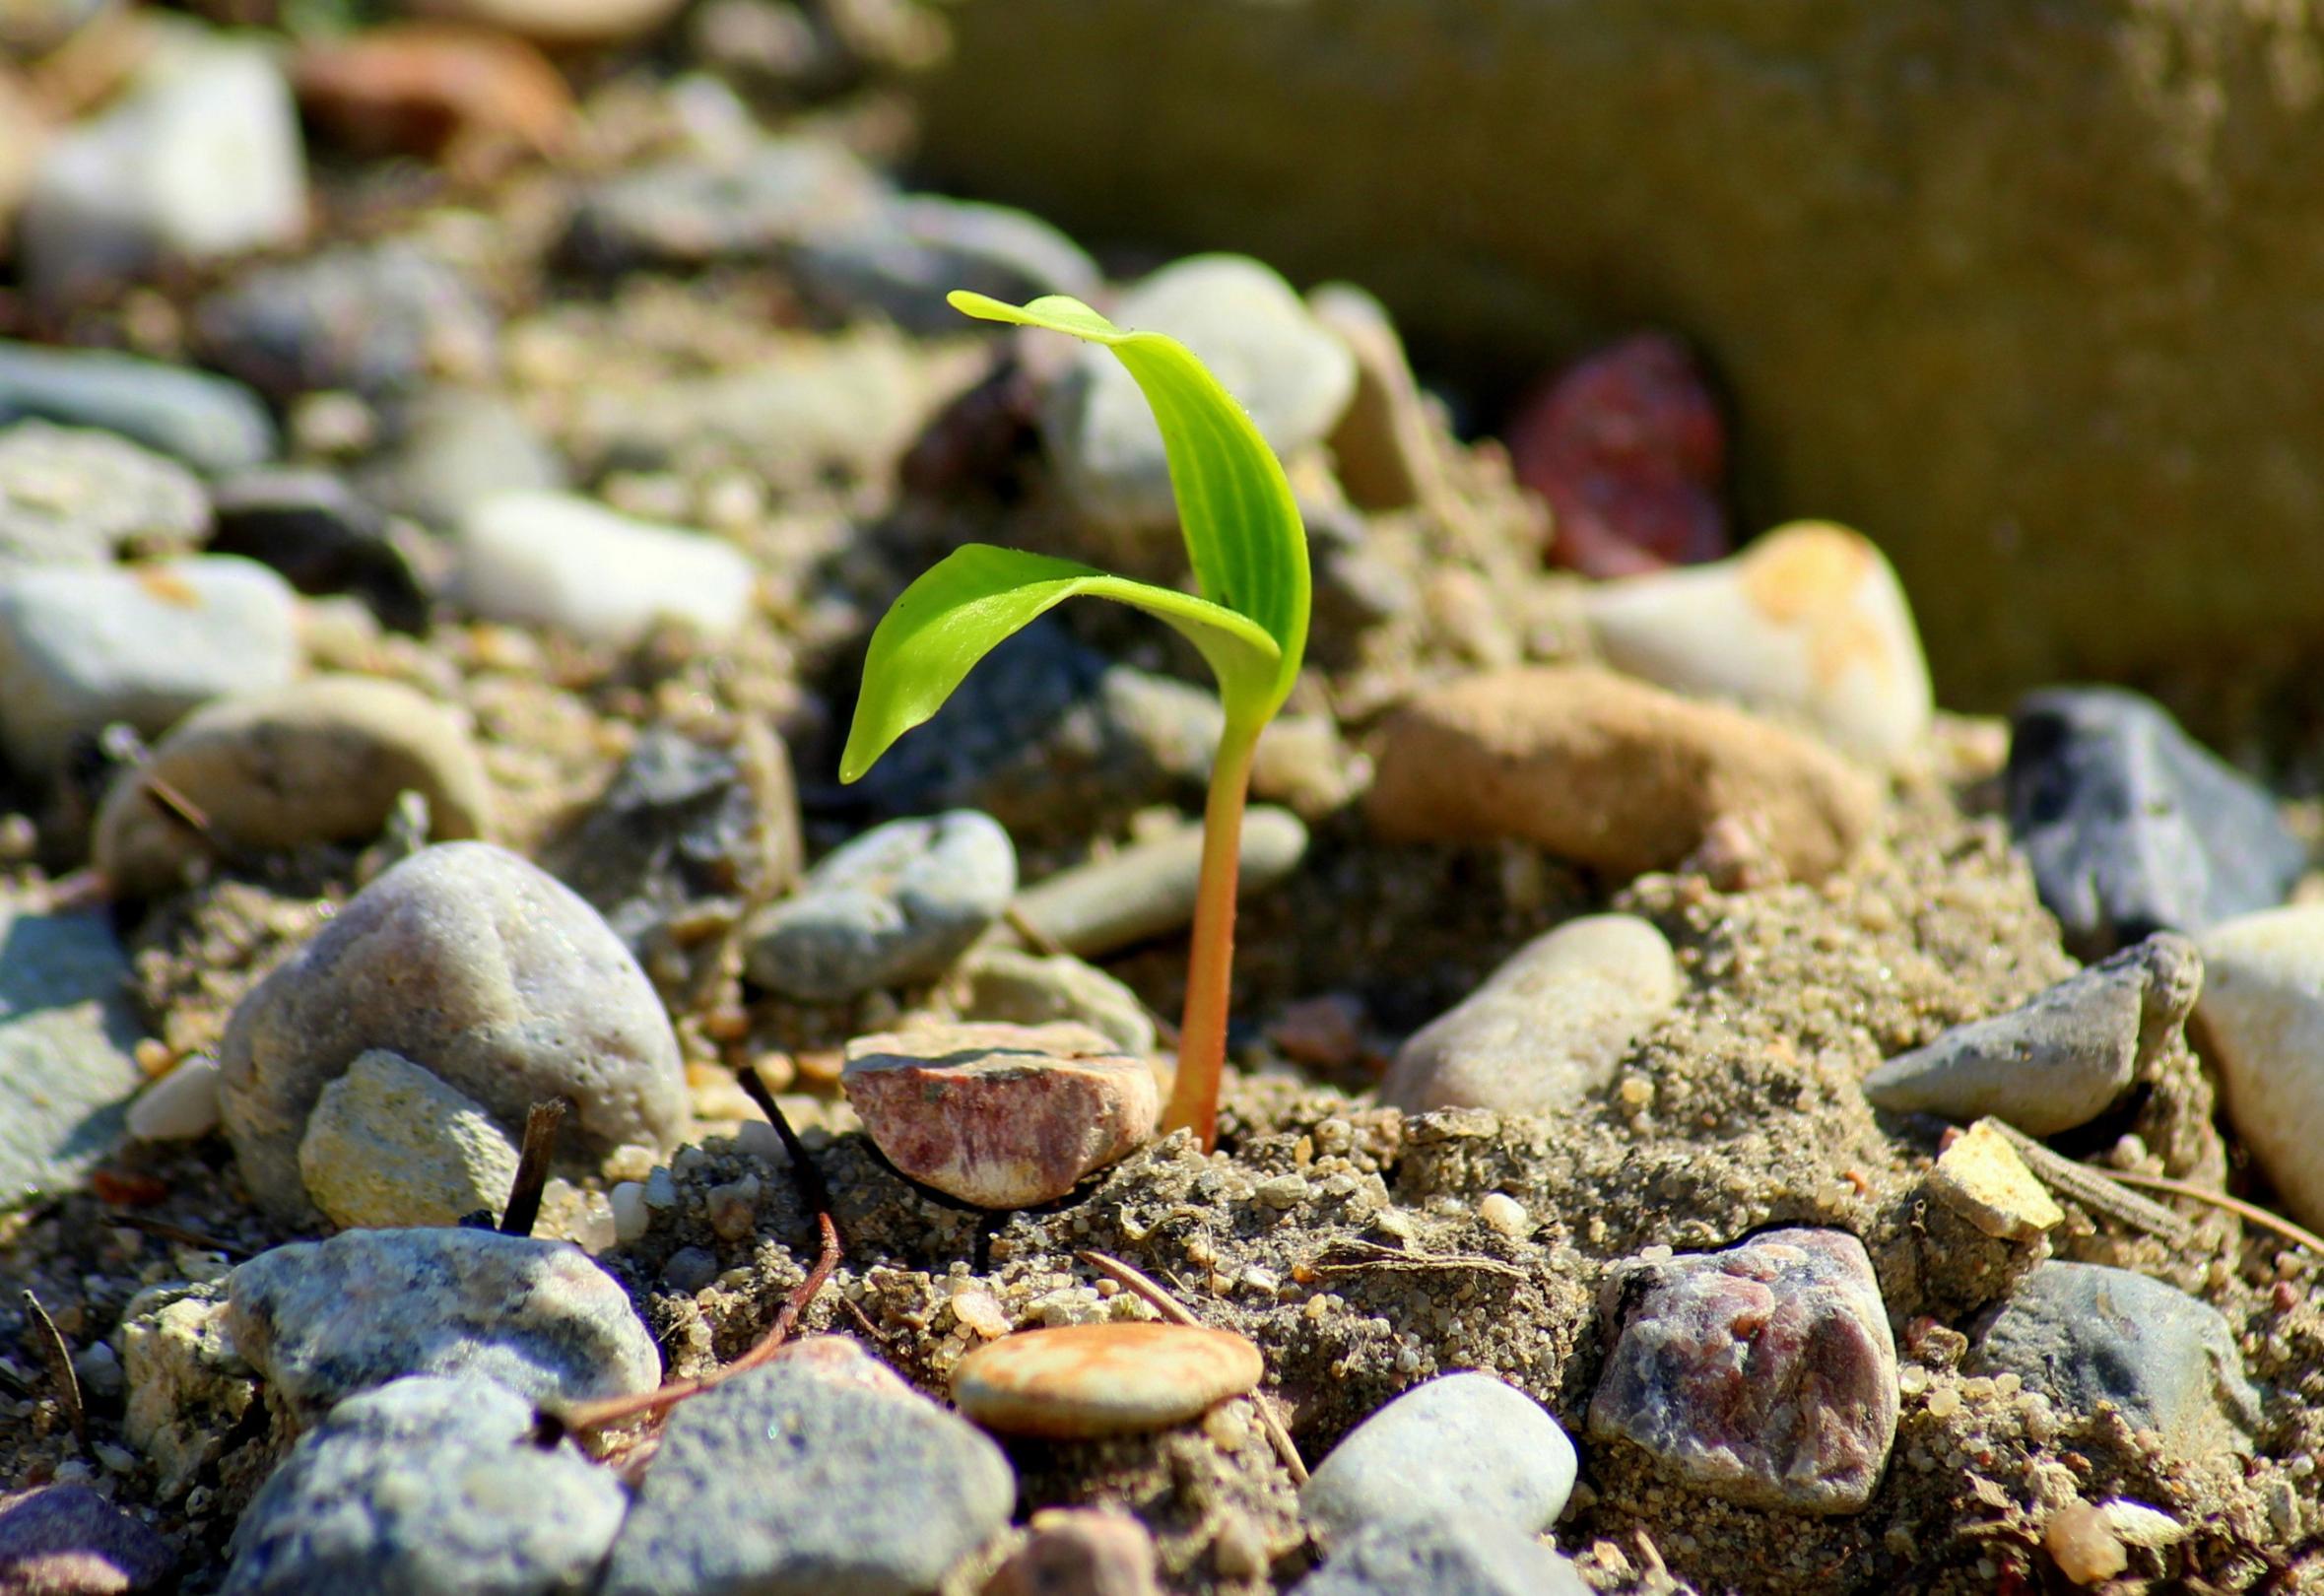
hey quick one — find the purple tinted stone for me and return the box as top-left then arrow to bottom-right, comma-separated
1586,1227 -> 1898,1513
0,1484 -> 173,1595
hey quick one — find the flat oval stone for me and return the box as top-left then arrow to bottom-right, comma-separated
842,1021 -> 1158,1208
1300,1371 -> 1576,1546
951,1322 -> 1263,1438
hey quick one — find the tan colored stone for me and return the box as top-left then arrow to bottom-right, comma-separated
1928,1120 -> 2064,1242
842,1022 -> 1158,1209
298,1050 -> 520,1230
1364,665 -> 1878,883
2045,1501 -> 2128,1587
952,1323 -> 1263,1438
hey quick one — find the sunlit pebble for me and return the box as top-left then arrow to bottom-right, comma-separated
2275,1281 -> 2302,1313
1925,1384 -> 1961,1420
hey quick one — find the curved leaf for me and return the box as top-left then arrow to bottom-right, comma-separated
839,543 -> 1280,784
948,290 -> 1309,713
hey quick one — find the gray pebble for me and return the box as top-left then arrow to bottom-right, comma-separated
1382,914 -> 1680,1116
219,840 -> 687,1219
225,1228 -> 661,1420
1862,932 -> 2202,1134
1041,253 -> 1355,536
1301,1371 -> 1576,1546
224,1375 -> 626,1596
0,901 -> 148,1207
1009,806 -> 1307,960
959,945 -> 1158,1056
747,810 -> 1016,1001
1288,1516 -> 1588,1596
0,421 -> 208,568
790,193 -> 1099,334
365,388 -> 565,532
0,339 -> 276,473
195,241 -> 497,400
564,137 -> 883,271
297,1051 -> 521,1230
598,1361 -> 1015,1596
1968,1260 -> 2260,1460
0,555 -> 299,774
662,1246 -> 719,1294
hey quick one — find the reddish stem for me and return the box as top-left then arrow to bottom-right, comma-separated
1163,724 -> 1260,1152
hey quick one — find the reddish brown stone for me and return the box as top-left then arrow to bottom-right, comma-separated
292,25 -> 572,178
841,1022 -> 1159,1208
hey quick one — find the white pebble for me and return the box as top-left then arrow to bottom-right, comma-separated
1478,1192 -> 1530,1237
610,1182 -> 650,1243
128,1056 -> 222,1141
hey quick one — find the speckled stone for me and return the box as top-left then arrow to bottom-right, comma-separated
224,1225 -> 661,1420
0,421 -> 207,569
599,1361 -> 1014,1596
842,1021 -> 1158,1207
297,1051 -> 521,1230
223,1375 -> 625,1596
1588,1228 -> 1897,1512
219,840 -> 686,1219
1968,1261 -> 2260,1461
0,1484 -> 173,1595
1382,914 -> 1680,1116
1300,1371 -> 1576,1546
952,1323 -> 1264,1438
1287,1516 -> 1589,1596
1863,932 -> 2201,1135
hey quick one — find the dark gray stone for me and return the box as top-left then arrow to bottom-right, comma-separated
1588,1228 -> 1897,1513
0,1483 -> 172,1595
0,902 -> 147,1209
195,242 -> 497,401
2008,689 -> 2303,959
1288,1516 -> 1588,1596
790,193 -> 1099,333
0,340 -> 275,474
208,470 -> 430,632
224,1228 -> 662,1421
598,1361 -> 1015,1596
1863,932 -> 2202,1135
223,1375 -> 625,1596
1969,1261 -> 2261,1460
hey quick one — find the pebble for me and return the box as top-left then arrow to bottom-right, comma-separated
952,1322 -> 1264,1437
0,421 -> 208,569
1581,521 -> 1933,763
20,38 -> 306,300
2006,687 -> 2303,957
1588,1227 -> 1898,1512
1366,665 -> 1878,884
1926,1120 -> 2065,1241
983,1507 -> 1160,1596
842,1021 -> 1160,1207
365,389 -> 565,530
1381,914 -> 1680,1116
958,944 -> 1158,1056
291,23 -> 573,172
456,490 -> 756,648
598,1361 -> 1015,1596
0,901 -> 148,1206
128,1056 -> 224,1143
746,810 -> 1016,1001
1310,282 -> 1441,513
195,240 -> 497,400
791,192 -> 1101,334
411,0 -> 689,47
119,1284 -> 253,1497
0,1483 -> 173,1595
1300,1371 -> 1576,1547
1040,253 -> 1357,535
207,470 -> 429,632
224,1227 -> 661,1420
1862,932 -> 2201,1135
2197,904 -> 2324,1229
1287,1516 -> 1590,1596
564,136 -> 882,271
217,840 -> 687,1219
850,619 -> 1224,835
1967,1261 -> 2260,1460
1508,332 -> 1729,578
0,556 -> 300,774
2044,1501 -> 2127,1587
222,1374 -> 626,1596
1009,806 -> 1308,959
297,1050 -> 522,1230
94,675 -> 494,897
0,340 -> 276,473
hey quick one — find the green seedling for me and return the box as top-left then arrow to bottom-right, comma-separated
840,289 -> 1309,1153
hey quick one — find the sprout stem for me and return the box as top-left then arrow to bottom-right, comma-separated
1164,721 -> 1261,1151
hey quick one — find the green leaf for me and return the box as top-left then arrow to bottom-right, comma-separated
839,544 -> 1281,784
947,290 -> 1309,710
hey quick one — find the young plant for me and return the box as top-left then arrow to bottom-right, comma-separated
839,290 -> 1309,1153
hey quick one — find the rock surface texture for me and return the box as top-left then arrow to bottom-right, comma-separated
2197,904 -> 2324,1230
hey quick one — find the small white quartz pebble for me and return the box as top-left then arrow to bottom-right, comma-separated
128,1057 -> 222,1141
610,1181 -> 650,1244
1478,1192 -> 1530,1237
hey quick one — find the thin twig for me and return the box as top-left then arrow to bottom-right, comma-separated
1079,1249 -> 1307,1485
1307,1238 -> 1528,1280
101,1212 -> 248,1259
1986,1120 -> 2195,1246
2097,1168 -> 2324,1256
21,1290 -> 86,1452
138,770 -> 214,838
498,1098 -> 567,1236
